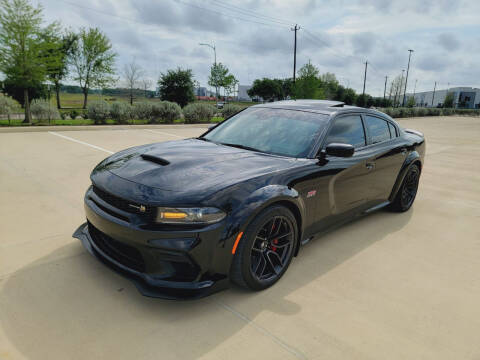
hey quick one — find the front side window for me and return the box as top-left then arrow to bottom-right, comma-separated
365,115 -> 391,144
325,115 -> 366,149
203,108 -> 329,158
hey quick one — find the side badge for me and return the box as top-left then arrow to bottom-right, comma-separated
307,190 -> 317,198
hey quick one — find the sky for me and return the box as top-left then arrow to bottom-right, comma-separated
36,0 -> 480,97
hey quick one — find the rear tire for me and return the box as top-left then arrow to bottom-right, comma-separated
231,205 -> 297,291
389,164 -> 420,212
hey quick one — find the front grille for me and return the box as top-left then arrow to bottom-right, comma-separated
88,223 -> 145,273
92,185 -> 154,218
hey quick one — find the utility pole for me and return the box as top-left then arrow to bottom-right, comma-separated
383,76 -> 388,99
402,49 -> 414,106
362,61 -> 368,96
431,81 -> 437,107
291,24 -> 300,83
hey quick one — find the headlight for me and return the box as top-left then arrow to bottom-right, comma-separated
155,207 -> 226,224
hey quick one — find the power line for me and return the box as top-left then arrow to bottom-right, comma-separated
208,0 -> 293,26
175,0 -> 289,29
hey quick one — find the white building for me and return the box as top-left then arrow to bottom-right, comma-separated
406,87 -> 480,108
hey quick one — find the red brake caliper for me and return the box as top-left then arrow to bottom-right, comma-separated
272,239 -> 278,252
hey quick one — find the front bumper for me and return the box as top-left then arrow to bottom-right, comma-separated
73,187 -> 233,300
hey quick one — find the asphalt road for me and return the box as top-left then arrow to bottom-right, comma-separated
0,117 -> 479,360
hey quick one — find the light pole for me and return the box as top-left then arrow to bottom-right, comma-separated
402,49 -> 414,106
199,42 -> 217,99
199,42 -> 216,65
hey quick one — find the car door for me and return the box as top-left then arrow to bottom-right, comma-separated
316,114 -> 378,222
362,114 -> 407,201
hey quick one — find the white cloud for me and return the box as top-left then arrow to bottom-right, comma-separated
35,0 -> 480,96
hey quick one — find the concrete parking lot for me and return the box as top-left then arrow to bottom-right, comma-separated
1,117 -> 479,360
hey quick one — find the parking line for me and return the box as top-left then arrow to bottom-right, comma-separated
144,129 -> 184,138
48,131 -> 114,154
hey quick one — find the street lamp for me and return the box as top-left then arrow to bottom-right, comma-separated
199,42 -> 217,99
199,42 -> 216,65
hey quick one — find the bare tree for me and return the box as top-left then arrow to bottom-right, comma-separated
141,78 -> 152,98
123,60 -> 144,105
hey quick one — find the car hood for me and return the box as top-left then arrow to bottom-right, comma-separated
93,139 -> 297,194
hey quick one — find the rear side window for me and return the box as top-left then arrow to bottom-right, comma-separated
365,116 -> 391,144
388,122 -> 397,138
325,115 -> 366,148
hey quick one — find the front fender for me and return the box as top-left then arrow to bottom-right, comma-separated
222,185 -> 305,254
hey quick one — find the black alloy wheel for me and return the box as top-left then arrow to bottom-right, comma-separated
389,164 -> 420,212
250,216 -> 294,282
231,206 -> 297,290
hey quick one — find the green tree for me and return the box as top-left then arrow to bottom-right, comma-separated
406,96 -> 415,108
319,72 -> 339,99
43,30 -> 77,109
69,27 -> 116,108
0,0 -> 60,123
247,78 -> 282,101
223,74 -> 238,99
208,63 -> 228,99
295,62 -> 322,99
158,67 -> 195,107
443,92 -> 454,108
343,88 -> 357,105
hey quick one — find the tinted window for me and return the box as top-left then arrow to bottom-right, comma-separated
325,115 -> 366,148
203,108 -> 329,157
388,122 -> 397,138
365,116 -> 391,144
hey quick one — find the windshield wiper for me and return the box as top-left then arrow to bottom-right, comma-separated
219,142 -> 262,153
197,137 -> 211,142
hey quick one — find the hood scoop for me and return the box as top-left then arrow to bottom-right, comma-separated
141,154 -> 170,166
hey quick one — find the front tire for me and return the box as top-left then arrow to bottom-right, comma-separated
389,164 -> 420,212
231,205 -> 297,291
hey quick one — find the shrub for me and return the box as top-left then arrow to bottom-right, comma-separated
70,109 -> 80,119
133,102 -> 153,121
0,96 -> 19,124
110,102 -> 133,124
416,108 -> 427,117
442,108 -> 453,116
87,100 -> 110,124
221,104 -> 243,118
30,100 -> 60,121
150,101 -> 182,123
182,103 -> 215,123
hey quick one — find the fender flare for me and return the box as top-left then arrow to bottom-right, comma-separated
389,151 -> 422,202
225,185 -> 306,257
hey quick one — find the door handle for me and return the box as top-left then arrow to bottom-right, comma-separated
366,162 -> 375,170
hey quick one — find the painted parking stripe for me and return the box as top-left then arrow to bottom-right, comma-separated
144,129 -> 184,138
48,131 -> 114,154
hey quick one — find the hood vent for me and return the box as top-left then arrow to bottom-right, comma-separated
141,154 -> 170,166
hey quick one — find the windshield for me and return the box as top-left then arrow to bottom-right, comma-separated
202,108 -> 329,157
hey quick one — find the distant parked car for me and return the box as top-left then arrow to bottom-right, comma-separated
74,100 -> 425,299
216,101 -> 224,109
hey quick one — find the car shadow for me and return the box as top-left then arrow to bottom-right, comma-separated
0,208 -> 412,359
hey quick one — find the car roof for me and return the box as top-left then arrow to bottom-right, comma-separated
252,99 -> 392,119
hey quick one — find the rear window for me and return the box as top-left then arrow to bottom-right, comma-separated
365,115 -> 391,144
388,122 -> 397,138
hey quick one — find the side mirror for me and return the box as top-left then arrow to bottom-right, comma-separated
325,143 -> 355,157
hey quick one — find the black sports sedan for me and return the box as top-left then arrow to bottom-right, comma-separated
74,100 -> 425,299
